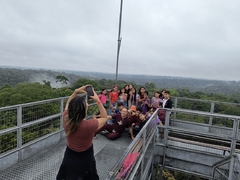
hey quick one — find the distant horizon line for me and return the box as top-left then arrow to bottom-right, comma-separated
1,65 -> 238,82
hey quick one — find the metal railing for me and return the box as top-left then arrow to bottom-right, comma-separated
0,95 -> 98,166
167,108 -> 240,154
155,107 -> 240,179
0,98 -> 66,159
1,95 -> 240,178
105,106 -> 240,180
172,96 -> 240,116
212,153 -> 240,180
106,108 -> 159,180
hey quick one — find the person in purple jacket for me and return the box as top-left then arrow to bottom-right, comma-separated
141,91 -> 151,115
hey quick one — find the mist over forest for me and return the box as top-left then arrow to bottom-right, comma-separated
1,66 -> 240,97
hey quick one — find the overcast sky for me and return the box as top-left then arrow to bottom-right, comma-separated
0,0 -> 239,81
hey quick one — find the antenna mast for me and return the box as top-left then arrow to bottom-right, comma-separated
115,0 -> 123,85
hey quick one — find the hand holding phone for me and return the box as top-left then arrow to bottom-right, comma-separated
86,86 -> 94,99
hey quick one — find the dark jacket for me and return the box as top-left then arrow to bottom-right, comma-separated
164,99 -> 173,109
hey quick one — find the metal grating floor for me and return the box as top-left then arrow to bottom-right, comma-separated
0,132 -> 132,180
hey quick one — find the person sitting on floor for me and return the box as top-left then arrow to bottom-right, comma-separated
158,102 -> 166,125
132,112 -> 148,137
129,107 -> 141,140
95,108 -> 132,140
113,101 -> 125,114
146,107 -> 154,120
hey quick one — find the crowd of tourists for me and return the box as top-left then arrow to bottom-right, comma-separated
94,84 -> 173,140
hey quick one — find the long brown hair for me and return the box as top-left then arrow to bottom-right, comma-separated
66,96 -> 86,136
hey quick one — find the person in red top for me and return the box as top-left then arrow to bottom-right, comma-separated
56,85 -> 108,180
109,85 -> 119,110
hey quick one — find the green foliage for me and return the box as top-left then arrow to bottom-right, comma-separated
0,110 -> 17,130
22,131 -> 38,144
0,132 -> 17,153
155,167 -> 206,180
0,83 -> 12,90
56,75 -> 69,87
162,170 -> 175,180
0,82 -> 70,107
176,113 -> 209,124
177,100 -> 211,112
87,105 -> 99,117
0,91 -> 12,107
54,87 -> 72,98
144,82 -> 157,94
169,89 -> 179,97
42,80 -> 51,87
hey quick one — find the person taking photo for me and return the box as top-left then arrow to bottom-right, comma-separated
56,85 -> 108,180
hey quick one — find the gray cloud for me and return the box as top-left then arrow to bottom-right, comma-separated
0,0 -> 239,81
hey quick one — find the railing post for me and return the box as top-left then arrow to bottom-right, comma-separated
17,105 -> 23,161
173,98 -> 178,122
208,101 -> 215,133
60,98 -> 64,139
141,128 -> 146,179
230,119 -> 239,155
228,155 -> 235,180
162,110 -> 171,167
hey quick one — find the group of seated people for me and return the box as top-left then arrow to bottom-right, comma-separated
93,84 -> 173,140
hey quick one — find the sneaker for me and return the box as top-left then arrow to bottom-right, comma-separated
100,130 -> 109,135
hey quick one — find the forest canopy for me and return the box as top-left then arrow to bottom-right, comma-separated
0,67 -> 240,108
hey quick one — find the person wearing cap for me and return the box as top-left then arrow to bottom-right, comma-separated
128,105 -> 136,115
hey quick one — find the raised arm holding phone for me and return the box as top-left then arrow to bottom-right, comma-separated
56,85 -> 108,180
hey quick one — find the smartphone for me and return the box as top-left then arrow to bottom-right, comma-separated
86,86 -> 94,99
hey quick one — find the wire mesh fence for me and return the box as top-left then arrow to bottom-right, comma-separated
0,98 -> 67,157
212,154 -> 240,180
22,101 -> 61,123
0,107 -> 17,130
22,117 -> 60,145
0,131 -> 17,154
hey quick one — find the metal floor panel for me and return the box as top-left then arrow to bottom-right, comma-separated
0,132 -> 132,180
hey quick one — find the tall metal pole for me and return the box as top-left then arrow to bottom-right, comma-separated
115,0 -> 123,85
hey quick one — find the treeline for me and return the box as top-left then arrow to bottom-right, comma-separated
1,70 -> 240,107
1,76 -> 240,126
1,67 -> 240,98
